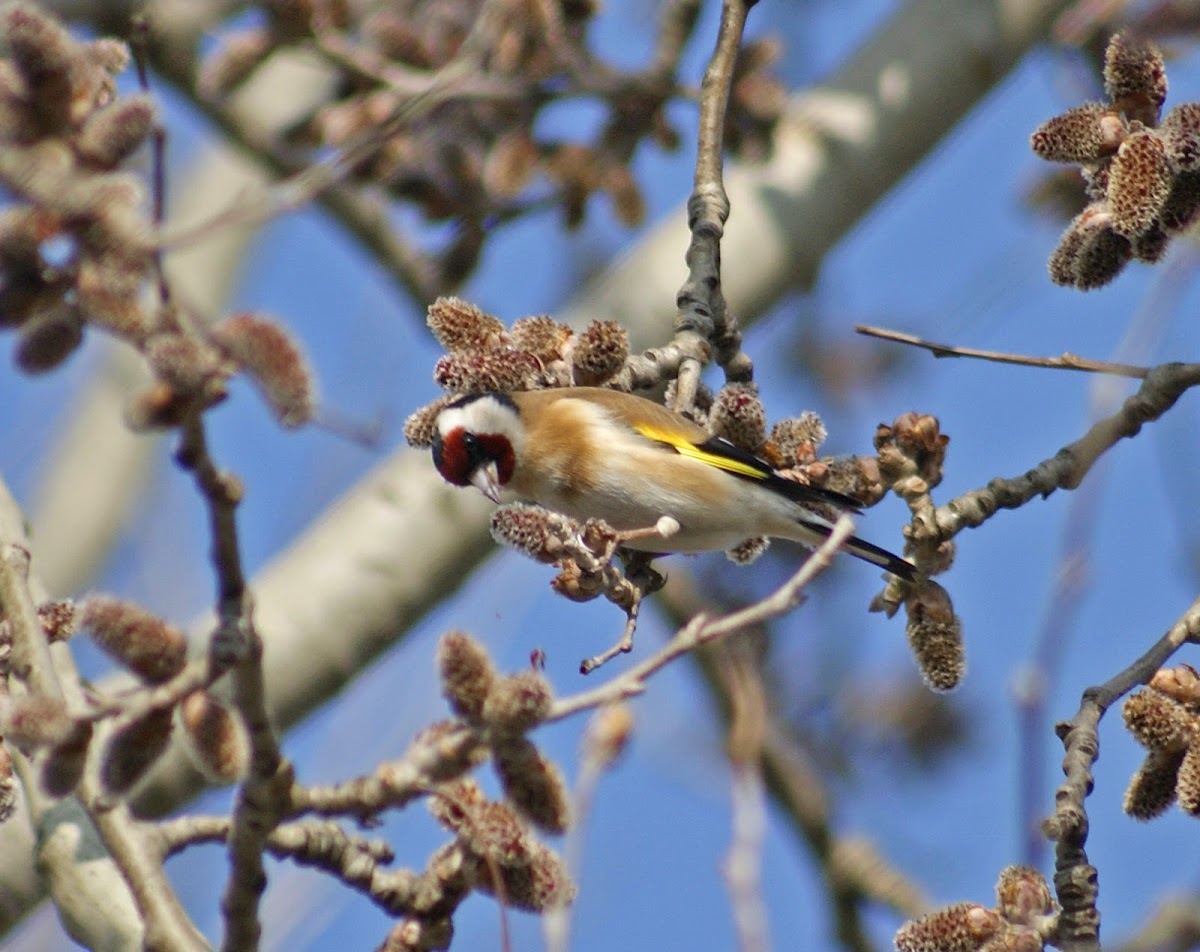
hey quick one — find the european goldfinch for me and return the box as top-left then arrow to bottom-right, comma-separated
431,387 -> 916,580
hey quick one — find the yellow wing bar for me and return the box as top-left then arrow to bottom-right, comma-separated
632,423 -> 769,480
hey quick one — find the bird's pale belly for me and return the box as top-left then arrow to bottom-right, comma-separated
509,478 -> 819,554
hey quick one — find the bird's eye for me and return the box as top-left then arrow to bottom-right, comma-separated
460,432 -> 493,471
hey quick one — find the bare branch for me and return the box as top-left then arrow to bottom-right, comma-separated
932,363 -> 1200,541
1045,592 -> 1200,952
671,0 -> 755,411
172,415 -> 288,952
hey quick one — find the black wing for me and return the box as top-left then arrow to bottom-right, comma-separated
691,436 -> 866,513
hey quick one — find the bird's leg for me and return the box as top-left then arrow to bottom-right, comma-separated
619,548 -> 666,595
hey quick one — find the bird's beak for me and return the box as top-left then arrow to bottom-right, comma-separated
469,462 -> 502,503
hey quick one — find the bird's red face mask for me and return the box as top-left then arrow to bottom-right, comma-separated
431,427 -> 515,502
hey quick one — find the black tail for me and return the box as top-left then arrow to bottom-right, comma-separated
845,534 -> 918,581
804,520 -> 917,581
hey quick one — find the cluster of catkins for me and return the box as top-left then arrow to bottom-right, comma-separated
402,295 -> 633,404
871,413 -> 965,692
1122,662 -> 1200,820
429,631 -> 576,912
1031,32 -> 1200,289
0,3 -> 151,371
0,5 -> 316,429
896,865 -> 1057,952
380,638 -> 636,948
0,596 -> 248,810
489,502 -> 646,614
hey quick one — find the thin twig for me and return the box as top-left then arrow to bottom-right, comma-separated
547,515 -> 856,722
855,325 -> 1150,378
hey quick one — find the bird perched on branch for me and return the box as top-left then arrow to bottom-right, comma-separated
431,386 -> 916,580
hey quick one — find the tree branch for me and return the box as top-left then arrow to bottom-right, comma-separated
932,363 -> 1200,541
1045,593 -> 1200,952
